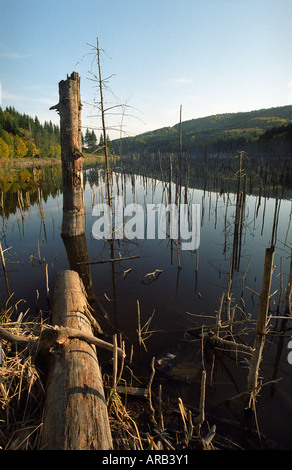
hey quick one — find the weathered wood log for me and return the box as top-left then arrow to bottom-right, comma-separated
62,232 -> 95,303
51,72 -> 85,237
40,270 -> 113,450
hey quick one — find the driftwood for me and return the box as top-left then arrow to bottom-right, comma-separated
0,324 -> 125,358
40,270 -> 114,450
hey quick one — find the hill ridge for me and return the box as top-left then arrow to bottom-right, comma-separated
113,105 -> 292,156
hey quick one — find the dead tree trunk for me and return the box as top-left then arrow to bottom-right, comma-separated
62,233 -> 95,303
285,251 -> 292,315
247,246 -> 275,396
50,72 -> 85,237
40,270 -> 113,450
96,39 -> 111,207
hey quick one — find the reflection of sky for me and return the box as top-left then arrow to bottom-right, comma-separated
1,169 -> 291,330
1,167 -> 292,447
83,170 -> 292,334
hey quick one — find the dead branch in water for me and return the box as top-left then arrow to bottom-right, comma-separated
141,269 -> 163,284
0,324 -> 125,358
77,255 -> 140,265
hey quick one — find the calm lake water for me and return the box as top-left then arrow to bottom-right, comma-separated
1,162 -> 292,449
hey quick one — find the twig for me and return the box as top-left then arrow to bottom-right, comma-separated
77,255 -> 140,265
212,335 -> 253,353
141,269 -> 163,284
112,334 -> 118,389
45,263 -> 50,308
137,300 -> 142,349
195,370 -> 206,431
122,268 -> 132,279
147,357 -> 156,423
158,384 -> 164,432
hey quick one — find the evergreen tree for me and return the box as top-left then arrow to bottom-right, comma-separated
84,128 -> 97,152
90,130 -> 97,151
98,133 -> 104,153
97,132 -> 112,154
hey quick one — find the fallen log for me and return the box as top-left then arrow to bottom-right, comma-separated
40,270 -> 113,450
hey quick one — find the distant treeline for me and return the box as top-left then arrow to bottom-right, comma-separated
0,106 -> 61,159
112,105 -> 292,157
0,106 -> 117,160
2,105 -> 292,161
82,128 -> 113,155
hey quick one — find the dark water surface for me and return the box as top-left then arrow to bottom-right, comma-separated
1,163 -> 292,449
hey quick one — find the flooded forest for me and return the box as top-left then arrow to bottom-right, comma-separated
1,73 -> 292,451
0,142 -> 291,450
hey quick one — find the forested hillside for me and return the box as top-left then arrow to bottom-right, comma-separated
0,106 -> 115,160
2,105 -> 292,161
113,105 -> 292,157
0,106 -> 61,159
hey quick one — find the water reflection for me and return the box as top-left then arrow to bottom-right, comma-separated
62,233 -> 94,303
0,163 -> 292,447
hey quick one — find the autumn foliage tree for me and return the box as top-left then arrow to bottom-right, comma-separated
0,106 -> 60,159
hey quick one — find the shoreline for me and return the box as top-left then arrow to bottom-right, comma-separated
0,154 -> 110,173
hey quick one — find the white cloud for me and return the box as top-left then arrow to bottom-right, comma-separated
0,52 -> 31,59
2,89 -> 55,106
172,77 -> 194,84
162,77 -> 194,86
2,90 -> 21,101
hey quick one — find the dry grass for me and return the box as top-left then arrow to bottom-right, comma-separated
0,312 -> 207,451
0,305 -> 242,451
0,312 -> 46,450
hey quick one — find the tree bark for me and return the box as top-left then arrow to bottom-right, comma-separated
40,270 -> 113,450
51,72 -> 85,237
285,251 -> 292,315
62,233 -> 95,304
247,246 -> 275,394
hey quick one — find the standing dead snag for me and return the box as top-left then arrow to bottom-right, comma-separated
285,251 -> 292,315
96,38 -> 111,207
50,72 -> 85,237
41,270 -> 113,450
51,72 -> 96,300
247,246 -> 275,398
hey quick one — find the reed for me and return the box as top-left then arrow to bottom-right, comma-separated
0,240 -> 10,297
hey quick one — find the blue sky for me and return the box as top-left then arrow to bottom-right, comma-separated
1,0 -> 292,138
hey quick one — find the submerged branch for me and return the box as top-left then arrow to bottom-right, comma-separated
77,255 -> 140,265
